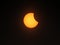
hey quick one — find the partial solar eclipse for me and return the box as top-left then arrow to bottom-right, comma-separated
23,13 -> 38,28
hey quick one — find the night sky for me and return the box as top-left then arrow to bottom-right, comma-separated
2,0 -> 57,45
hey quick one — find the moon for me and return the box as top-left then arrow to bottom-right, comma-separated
23,13 -> 38,28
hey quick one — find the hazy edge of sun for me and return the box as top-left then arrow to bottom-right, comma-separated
23,13 -> 38,28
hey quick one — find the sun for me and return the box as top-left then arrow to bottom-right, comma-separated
23,13 -> 38,28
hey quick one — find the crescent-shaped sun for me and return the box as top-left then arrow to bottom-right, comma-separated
23,13 -> 38,28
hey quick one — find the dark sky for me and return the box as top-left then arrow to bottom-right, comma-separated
2,0 -> 57,45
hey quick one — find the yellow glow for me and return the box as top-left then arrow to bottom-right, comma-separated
23,13 -> 38,28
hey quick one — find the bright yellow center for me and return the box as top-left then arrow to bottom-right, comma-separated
23,13 -> 38,28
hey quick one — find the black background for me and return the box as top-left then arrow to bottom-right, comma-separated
2,0 -> 57,45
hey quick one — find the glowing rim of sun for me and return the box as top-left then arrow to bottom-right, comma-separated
23,13 -> 38,28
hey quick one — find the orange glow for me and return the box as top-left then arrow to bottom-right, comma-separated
23,13 -> 38,28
